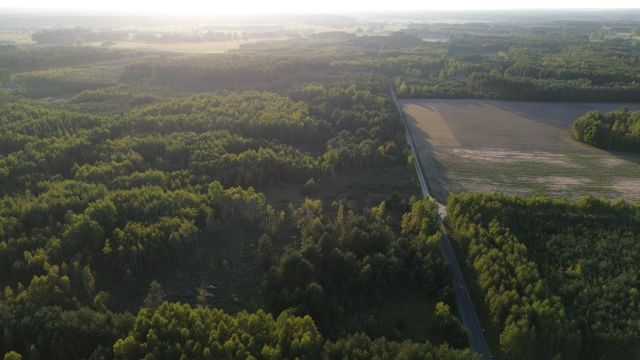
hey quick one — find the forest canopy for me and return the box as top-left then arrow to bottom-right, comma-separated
0,43 -> 464,357
2,13 -> 640,360
447,193 -> 640,360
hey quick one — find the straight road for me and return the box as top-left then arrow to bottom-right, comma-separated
439,222 -> 492,360
391,88 -> 492,360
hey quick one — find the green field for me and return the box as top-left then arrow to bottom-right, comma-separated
401,99 -> 640,202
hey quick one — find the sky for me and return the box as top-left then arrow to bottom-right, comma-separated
2,0 -> 639,15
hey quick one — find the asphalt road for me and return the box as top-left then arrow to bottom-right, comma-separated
439,216 -> 492,360
392,88 -> 493,360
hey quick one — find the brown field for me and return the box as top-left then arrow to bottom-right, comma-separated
108,39 -> 282,53
401,99 -> 640,202
0,31 -> 34,44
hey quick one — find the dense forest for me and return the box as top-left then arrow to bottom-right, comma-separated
571,107 -> 640,151
264,198 -> 467,344
447,193 -> 640,360
6,27 -> 640,104
1,13 -> 640,359
0,46 -> 132,73
111,30 -> 640,102
111,302 -> 475,360
393,34 -> 640,102
0,35 -> 477,357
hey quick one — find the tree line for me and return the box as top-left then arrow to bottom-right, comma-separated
393,32 -> 640,102
571,107 -> 640,152
0,46 -> 130,73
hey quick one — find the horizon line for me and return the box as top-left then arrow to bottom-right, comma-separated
2,7 -> 640,17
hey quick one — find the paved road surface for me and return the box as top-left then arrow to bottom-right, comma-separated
392,88 -> 493,360
439,221 -> 492,360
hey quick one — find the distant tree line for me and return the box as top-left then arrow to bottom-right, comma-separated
394,33 -> 640,102
0,46 -> 130,72
31,28 -> 293,46
12,68 -> 118,98
32,29 -> 129,45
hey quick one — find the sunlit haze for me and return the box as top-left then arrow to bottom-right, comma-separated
3,0 -> 639,15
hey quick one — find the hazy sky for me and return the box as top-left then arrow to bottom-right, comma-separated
3,0 -> 639,15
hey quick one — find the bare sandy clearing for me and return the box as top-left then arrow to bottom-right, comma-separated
110,39 -> 283,53
523,176 -> 591,191
613,179 -> 640,197
600,157 -> 628,168
452,149 -> 576,167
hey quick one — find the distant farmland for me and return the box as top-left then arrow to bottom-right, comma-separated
401,99 -> 640,202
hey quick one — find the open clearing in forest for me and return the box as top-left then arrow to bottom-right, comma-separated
107,39 -> 280,53
401,99 -> 640,202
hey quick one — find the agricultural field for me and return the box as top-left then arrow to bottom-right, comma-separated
107,39 -> 280,53
401,99 -> 640,202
